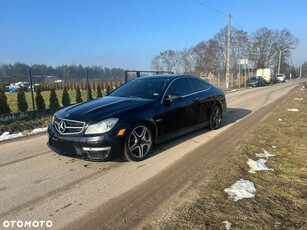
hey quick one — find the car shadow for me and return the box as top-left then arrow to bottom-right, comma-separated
149,108 -> 251,159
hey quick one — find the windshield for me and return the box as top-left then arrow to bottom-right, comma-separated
109,77 -> 170,99
249,77 -> 258,80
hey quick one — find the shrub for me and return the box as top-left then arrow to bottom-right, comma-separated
49,88 -> 60,108
35,88 -> 46,110
76,86 -> 83,103
92,81 -> 96,91
106,83 -> 111,95
62,86 -> 71,106
0,90 -> 11,115
87,83 -> 93,100
17,88 -> 28,112
96,84 -> 103,98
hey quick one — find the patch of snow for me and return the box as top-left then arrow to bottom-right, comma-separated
0,127 -> 48,142
29,127 -> 48,135
286,108 -> 299,112
0,132 -> 23,141
224,179 -> 256,201
247,159 -> 274,174
278,119 -> 283,122
293,98 -> 303,101
222,220 -> 232,229
256,149 -> 275,159
272,146 -> 277,149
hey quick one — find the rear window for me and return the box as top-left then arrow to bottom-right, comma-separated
189,78 -> 210,92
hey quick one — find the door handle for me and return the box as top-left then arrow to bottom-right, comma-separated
193,98 -> 199,102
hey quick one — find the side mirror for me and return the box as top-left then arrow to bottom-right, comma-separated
165,93 -> 182,104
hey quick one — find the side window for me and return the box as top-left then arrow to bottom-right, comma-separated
189,78 -> 210,92
166,78 -> 193,96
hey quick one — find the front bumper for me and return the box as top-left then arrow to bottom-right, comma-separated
47,124 -> 124,161
246,82 -> 258,87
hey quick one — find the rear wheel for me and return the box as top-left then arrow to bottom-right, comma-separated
209,105 -> 222,130
123,123 -> 153,161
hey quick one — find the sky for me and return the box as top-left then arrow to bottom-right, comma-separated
0,0 -> 306,70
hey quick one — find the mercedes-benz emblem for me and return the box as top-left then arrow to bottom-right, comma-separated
59,120 -> 66,133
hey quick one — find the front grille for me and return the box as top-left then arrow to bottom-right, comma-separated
54,118 -> 85,135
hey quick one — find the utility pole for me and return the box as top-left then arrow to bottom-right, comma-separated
300,65 -> 302,79
278,50 -> 282,74
226,14 -> 231,89
28,67 -> 35,112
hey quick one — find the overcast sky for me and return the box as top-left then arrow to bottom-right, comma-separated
0,0 -> 306,69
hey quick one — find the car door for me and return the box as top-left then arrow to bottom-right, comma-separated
156,77 -> 198,136
189,78 -> 213,124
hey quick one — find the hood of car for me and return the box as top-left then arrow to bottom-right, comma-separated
55,96 -> 153,124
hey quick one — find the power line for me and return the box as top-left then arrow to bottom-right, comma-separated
192,0 -> 228,17
232,16 -> 243,30
192,0 -> 244,31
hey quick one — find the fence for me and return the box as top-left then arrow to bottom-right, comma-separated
205,72 -> 255,90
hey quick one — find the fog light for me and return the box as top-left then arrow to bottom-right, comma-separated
82,147 -> 111,152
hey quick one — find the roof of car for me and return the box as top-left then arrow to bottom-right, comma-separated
140,74 -> 196,80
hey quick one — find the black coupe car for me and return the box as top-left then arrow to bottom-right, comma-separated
245,76 -> 267,87
48,75 -> 227,161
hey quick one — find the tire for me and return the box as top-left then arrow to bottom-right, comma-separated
123,123 -> 153,161
209,105 -> 222,130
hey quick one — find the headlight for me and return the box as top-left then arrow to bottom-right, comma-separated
85,118 -> 118,134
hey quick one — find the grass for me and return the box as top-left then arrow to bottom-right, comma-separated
5,89 -> 105,113
161,82 -> 307,229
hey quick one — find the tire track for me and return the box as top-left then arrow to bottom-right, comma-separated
0,150 -> 52,168
0,162 -> 120,219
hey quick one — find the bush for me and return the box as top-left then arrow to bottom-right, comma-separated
96,84 -> 103,98
62,86 -> 71,106
87,84 -> 93,100
76,86 -> 83,103
49,88 -> 60,108
17,88 -> 28,112
35,88 -> 46,110
0,90 -> 11,115
106,83 -> 111,95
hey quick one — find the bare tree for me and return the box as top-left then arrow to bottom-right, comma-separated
249,27 -> 298,70
213,26 -> 250,74
178,48 -> 195,74
193,39 -> 222,76
151,50 -> 180,73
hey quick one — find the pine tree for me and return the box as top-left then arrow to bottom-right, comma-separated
92,81 -> 96,91
96,84 -> 103,98
101,82 -> 105,93
0,89 -> 11,115
49,88 -> 60,108
62,86 -> 71,106
17,88 -> 28,112
87,84 -> 93,100
106,83 -> 111,95
35,88 -> 46,110
76,86 -> 83,103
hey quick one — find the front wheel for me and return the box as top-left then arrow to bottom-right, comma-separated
123,124 -> 153,161
209,105 -> 222,130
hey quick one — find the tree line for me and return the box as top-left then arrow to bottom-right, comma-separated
0,63 -> 125,84
151,26 -> 299,77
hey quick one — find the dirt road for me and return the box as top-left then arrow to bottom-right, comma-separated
0,80 -> 303,229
